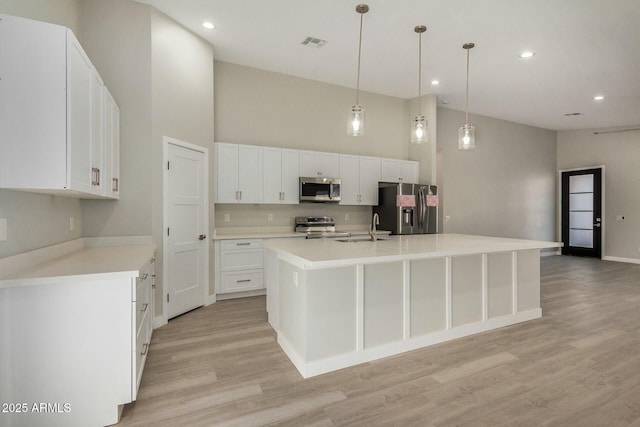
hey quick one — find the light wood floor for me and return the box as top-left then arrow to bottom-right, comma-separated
119,256 -> 640,426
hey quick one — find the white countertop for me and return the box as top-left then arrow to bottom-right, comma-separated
0,244 -> 156,288
264,233 -> 561,269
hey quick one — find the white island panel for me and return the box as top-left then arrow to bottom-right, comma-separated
307,266 -> 358,361
363,262 -> 404,349
410,258 -> 447,337
451,254 -> 483,327
518,249 -> 541,311
488,252 -> 514,318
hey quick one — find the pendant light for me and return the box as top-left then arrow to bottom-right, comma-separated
411,25 -> 428,144
348,4 -> 369,136
458,42 -> 476,150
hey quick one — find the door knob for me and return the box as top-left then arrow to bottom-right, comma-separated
199,234 -> 207,240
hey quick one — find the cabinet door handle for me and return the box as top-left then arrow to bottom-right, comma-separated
141,273 -> 149,280
112,177 -> 119,192
236,279 -> 251,283
91,168 -> 98,186
97,169 -> 100,186
141,343 -> 149,356
140,302 -> 148,313
239,191 -> 242,200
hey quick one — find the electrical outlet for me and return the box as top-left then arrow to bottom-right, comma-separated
445,215 -> 451,221
224,214 -> 230,222
267,213 -> 273,222
69,216 -> 75,231
0,218 -> 6,241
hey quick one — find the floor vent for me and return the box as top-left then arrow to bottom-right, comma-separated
301,37 -> 327,48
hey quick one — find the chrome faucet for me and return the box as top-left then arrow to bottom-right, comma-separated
370,213 -> 380,241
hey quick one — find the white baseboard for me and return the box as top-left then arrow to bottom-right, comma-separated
602,256 -> 640,265
216,288 -> 266,300
279,308 -> 542,379
153,316 -> 168,329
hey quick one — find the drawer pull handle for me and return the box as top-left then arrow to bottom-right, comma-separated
140,303 -> 148,313
237,279 -> 251,283
141,273 -> 149,280
236,242 -> 251,246
141,343 -> 149,356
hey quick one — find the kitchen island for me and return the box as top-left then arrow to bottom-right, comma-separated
264,234 -> 561,378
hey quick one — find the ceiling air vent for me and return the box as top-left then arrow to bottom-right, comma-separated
301,37 -> 327,48
564,112 -> 583,116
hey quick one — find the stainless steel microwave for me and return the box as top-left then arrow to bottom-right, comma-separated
299,177 -> 341,203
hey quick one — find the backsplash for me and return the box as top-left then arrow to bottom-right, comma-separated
214,204 -> 372,230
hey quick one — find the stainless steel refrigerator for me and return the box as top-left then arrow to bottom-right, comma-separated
373,182 -> 438,235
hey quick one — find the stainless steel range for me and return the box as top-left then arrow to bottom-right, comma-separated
294,216 -> 351,239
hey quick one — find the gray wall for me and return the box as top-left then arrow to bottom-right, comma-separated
558,128 -> 640,261
214,60 -> 411,158
150,9 -> 214,301
437,107 -> 557,241
0,0 -> 84,258
79,0 -> 153,238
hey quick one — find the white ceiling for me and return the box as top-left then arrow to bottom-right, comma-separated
136,0 -> 640,131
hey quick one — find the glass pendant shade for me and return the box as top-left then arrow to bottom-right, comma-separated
459,42 -> 476,151
411,115 -> 427,143
410,25 -> 428,144
348,105 -> 365,136
458,123 -> 475,150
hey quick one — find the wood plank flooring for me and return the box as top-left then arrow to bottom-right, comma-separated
119,256 -> 640,426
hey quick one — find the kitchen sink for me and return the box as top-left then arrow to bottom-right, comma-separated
336,236 -> 389,243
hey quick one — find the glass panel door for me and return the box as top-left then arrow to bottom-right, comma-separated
561,168 -> 602,258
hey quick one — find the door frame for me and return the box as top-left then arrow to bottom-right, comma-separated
557,165 -> 605,258
162,136 -> 210,325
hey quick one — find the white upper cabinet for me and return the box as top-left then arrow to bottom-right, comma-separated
0,14 -> 119,199
299,150 -> 340,178
263,147 -> 299,204
339,155 -> 381,206
380,158 -> 419,184
215,143 -> 263,204
102,87 -> 120,199
359,156 -> 382,205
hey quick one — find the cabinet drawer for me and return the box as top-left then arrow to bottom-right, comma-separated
135,267 -> 151,333
134,308 -> 151,399
221,239 -> 263,250
221,269 -> 264,293
221,249 -> 263,271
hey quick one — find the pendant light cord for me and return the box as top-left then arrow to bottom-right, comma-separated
418,31 -> 422,116
464,47 -> 470,124
355,11 -> 364,106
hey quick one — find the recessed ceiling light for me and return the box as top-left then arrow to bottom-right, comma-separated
518,51 -> 535,59
593,95 -> 605,101
301,36 -> 327,48
202,21 -> 215,29
430,80 -> 440,86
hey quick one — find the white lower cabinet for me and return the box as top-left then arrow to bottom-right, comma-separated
216,239 -> 264,294
214,236 -> 306,298
0,246 -> 156,427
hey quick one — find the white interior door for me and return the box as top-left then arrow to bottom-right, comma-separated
167,142 -> 207,319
